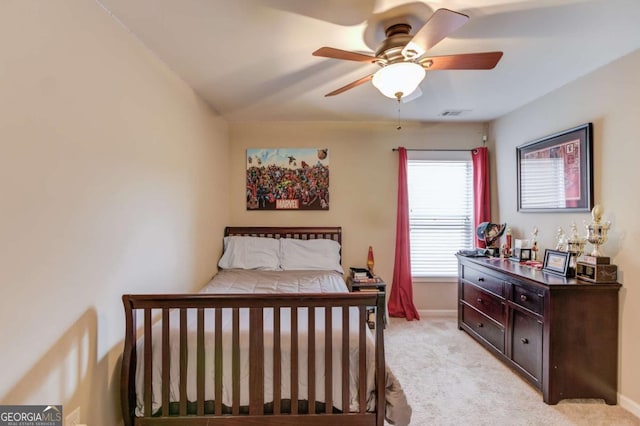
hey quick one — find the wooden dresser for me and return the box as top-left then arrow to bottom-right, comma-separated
457,255 -> 620,404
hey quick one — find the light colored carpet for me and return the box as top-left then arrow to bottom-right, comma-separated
384,314 -> 640,426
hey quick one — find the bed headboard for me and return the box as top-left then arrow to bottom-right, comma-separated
224,226 -> 342,245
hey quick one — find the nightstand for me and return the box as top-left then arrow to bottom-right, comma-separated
347,276 -> 387,329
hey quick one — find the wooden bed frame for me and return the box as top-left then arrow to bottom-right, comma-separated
121,226 -> 387,426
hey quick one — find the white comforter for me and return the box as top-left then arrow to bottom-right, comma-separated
200,269 -> 349,294
134,269 -> 411,426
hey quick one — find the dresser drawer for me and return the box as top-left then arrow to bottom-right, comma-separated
461,264 -> 505,297
512,309 -> 543,383
511,283 -> 544,315
461,304 -> 505,352
462,282 -> 506,324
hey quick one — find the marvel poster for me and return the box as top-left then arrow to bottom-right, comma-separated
246,148 -> 330,210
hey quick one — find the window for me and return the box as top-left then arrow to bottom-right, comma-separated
407,151 -> 474,277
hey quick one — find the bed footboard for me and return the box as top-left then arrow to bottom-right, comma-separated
120,292 -> 386,426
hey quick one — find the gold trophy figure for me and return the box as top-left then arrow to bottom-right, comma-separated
555,227 -> 567,251
566,222 -> 586,272
530,226 -> 539,261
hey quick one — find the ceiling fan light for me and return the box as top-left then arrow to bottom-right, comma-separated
372,62 -> 426,99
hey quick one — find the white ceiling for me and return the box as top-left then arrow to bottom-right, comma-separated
97,0 -> 640,123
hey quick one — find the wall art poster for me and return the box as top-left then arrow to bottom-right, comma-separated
246,148 -> 330,210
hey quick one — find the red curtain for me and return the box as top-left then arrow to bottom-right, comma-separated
472,147 -> 491,248
388,147 -> 420,321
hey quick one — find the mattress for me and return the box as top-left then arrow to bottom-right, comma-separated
200,269 -> 349,294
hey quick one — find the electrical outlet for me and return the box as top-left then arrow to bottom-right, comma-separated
65,407 -> 80,426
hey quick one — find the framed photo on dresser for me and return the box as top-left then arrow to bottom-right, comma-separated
542,249 -> 571,276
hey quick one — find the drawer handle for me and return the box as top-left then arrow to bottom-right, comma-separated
477,322 -> 484,328
476,298 -> 483,304
520,294 -> 528,302
478,277 -> 485,282
521,338 -> 529,344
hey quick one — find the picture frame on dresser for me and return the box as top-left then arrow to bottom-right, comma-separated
542,249 -> 571,276
517,122 -> 593,212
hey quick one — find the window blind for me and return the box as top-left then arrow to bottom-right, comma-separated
520,158 -> 566,209
407,160 -> 474,277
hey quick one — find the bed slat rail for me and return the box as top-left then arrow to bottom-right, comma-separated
121,292 -> 385,426
249,307 -> 264,415
290,305 -> 299,415
273,308 -> 281,415
342,307 -> 350,413
214,308 -> 223,415
308,307 -> 315,412
358,306 -> 367,413
224,226 -> 342,244
179,309 -> 188,415
324,307 -> 333,414
161,309 -> 170,416
143,309 -> 152,417
232,307 -> 240,415
196,308 -> 205,416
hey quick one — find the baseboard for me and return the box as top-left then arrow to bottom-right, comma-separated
417,309 -> 457,317
620,394 -> 640,419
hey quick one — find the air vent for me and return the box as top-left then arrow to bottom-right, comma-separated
440,109 -> 471,117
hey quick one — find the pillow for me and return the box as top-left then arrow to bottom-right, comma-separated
279,238 -> 343,273
217,236 -> 281,270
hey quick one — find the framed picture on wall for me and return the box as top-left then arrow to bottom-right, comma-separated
246,148 -> 330,210
517,123 -> 593,212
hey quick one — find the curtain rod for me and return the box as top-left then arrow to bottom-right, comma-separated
391,148 -> 475,152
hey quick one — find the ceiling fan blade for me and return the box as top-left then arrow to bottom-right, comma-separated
325,74 -> 374,96
313,47 -> 377,63
402,8 -> 469,60
420,51 -> 503,70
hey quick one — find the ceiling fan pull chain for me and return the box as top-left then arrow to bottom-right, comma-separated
396,98 -> 402,131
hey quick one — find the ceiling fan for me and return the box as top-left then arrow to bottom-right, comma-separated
312,8 -> 503,101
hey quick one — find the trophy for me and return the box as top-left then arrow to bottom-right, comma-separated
565,222 -> 586,276
555,227 -> 567,251
576,205 -> 617,283
530,226 -> 540,261
586,204 -> 611,257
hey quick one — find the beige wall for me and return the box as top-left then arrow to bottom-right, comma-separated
491,49 -> 640,412
229,121 -> 485,311
0,1 -> 229,424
